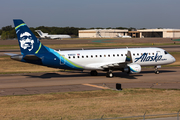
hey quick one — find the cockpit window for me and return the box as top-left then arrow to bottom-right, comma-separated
164,51 -> 168,54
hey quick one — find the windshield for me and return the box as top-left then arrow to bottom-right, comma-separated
164,51 -> 168,54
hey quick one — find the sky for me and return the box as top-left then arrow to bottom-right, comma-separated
0,0 -> 180,29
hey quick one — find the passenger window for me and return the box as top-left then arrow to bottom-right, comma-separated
96,55 -> 98,57
108,55 -> 110,57
117,54 -> 119,56
104,55 -> 106,57
137,53 -> 139,56
121,54 -> 123,56
149,53 -> 150,55
73,56 -> 75,58
141,53 -> 143,55
100,55 -> 102,57
82,56 -> 84,58
152,53 -> 154,55
86,55 -> 88,58
91,55 -> 93,58
77,56 -> 79,58
133,53 -> 135,56
69,56 -> 71,59
113,54 -> 115,57
125,54 -> 127,56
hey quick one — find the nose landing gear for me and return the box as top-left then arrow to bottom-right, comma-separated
154,66 -> 161,74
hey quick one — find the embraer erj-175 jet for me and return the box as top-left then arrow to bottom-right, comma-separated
35,30 -> 71,39
7,19 -> 176,78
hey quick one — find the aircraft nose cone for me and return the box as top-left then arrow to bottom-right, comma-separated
173,57 -> 176,62
172,56 -> 176,62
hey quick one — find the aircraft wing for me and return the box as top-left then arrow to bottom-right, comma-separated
86,50 -> 133,70
85,61 -> 124,70
100,61 -> 125,68
100,50 -> 133,69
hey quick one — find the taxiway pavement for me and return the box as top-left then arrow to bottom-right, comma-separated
0,67 -> 180,96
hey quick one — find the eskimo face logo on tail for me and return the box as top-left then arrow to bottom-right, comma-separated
19,32 -> 34,51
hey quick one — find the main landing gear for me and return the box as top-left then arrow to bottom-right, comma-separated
90,70 -> 98,76
90,70 -> 114,78
106,70 -> 114,78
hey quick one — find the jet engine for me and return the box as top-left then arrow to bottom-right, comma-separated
123,63 -> 141,74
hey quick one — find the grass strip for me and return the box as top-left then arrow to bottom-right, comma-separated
0,89 -> 180,120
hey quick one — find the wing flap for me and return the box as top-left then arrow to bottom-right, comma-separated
100,61 -> 125,69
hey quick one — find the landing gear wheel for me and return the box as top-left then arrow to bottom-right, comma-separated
90,70 -> 98,76
155,70 -> 159,74
106,71 -> 114,78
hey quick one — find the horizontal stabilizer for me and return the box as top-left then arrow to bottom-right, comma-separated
4,53 -> 18,56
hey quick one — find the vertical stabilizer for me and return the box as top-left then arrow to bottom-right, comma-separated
35,30 -> 45,38
13,19 -> 48,55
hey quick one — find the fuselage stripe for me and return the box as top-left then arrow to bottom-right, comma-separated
35,43 -> 42,54
15,23 -> 26,30
58,53 -> 83,69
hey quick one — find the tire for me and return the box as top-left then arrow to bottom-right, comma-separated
155,70 -> 159,74
109,72 -> 113,78
90,70 -> 98,76
106,72 -> 114,78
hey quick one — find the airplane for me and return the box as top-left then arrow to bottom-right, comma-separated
118,33 -> 132,38
35,30 -> 71,39
6,19 -> 176,78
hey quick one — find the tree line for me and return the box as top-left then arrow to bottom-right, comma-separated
0,25 -> 135,40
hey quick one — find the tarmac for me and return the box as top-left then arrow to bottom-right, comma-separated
0,67 -> 180,96
144,117 -> 178,120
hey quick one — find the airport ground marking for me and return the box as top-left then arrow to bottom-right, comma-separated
83,83 -> 109,89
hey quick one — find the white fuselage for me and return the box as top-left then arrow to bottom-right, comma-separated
45,34 -> 71,39
57,47 -> 175,70
35,30 -> 71,39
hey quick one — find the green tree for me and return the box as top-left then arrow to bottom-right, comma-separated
0,29 -> 2,35
116,27 -> 128,30
9,29 -> 16,38
2,25 -> 13,31
1,31 -> 10,40
128,27 -> 136,31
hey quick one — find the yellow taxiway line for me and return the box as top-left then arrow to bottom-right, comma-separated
83,84 -> 109,89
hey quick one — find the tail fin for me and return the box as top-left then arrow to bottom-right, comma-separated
14,19 -> 48,55
35,30 -> 44,37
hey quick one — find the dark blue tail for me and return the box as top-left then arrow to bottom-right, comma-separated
14,19 -> 48,55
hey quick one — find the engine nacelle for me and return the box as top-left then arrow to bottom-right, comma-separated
123,63 -> 141,74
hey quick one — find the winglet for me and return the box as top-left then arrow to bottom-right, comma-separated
125,51 -> 133,63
